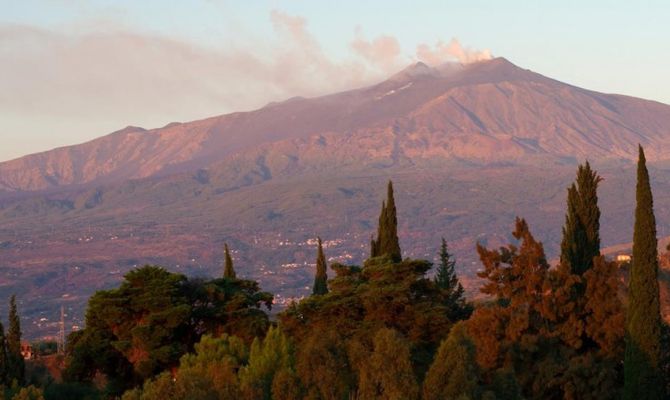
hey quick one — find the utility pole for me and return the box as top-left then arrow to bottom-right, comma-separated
57,305 -> 65,355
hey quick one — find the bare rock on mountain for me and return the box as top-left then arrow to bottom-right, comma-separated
2,57 -> 669,192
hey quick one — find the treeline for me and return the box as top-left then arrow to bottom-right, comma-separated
6,147 -> 670,399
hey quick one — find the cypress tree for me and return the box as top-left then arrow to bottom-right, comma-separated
370,181 -> 401,262
560,161 -> 602,275
0,320 -> 7,385
312,237 -> 328,295
7,295 -> 24,384
624,146 -> 663,400
223,243 -> 236,279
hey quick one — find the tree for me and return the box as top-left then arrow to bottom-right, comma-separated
435,238 -> 468,320
239,326 -> 294,400
7,295 -> 24,385
469,218 -> 558,398
280,254 -> 452,390
122,334 -> 249,400
8,385 -> 45,400
469,218 -> 623,399
370,181 -> 401,262
295,328 -> 353,400
423,322 -> 481,400
625,146 -> 663,400
65,265 -> 272,394
312,237 -> 328,296
560,161 -> 602,275
223,243 -> 236,279
357,328 -> 418,400
0,321 -> 7,385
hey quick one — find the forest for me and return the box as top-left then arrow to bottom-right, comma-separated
0,146 -> 669,400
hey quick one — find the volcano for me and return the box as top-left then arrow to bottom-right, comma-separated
2,57 -> 670,337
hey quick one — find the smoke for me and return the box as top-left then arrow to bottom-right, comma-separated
416,38 -> 493,65
0,10 -> 493,161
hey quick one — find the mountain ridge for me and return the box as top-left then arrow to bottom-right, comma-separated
3,57 -> 670,338
3,57 -> 669,192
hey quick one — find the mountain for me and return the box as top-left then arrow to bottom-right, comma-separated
3,57 -> 670,192
2,57 -> 670,338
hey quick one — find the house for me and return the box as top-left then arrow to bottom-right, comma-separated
20,341 -> 33,360
616,254 -> 632,262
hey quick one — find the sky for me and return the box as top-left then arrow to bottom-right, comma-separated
1,0 -> 669,162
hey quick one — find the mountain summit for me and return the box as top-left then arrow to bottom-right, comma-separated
2,57 -> 669,192
3,57 -> 670,335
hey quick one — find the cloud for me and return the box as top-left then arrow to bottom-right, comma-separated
0,11 -> 492,160
350,27 -> 404,73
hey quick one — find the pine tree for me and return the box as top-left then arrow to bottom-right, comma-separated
435,238 -> 466,309
560,161 -> 602,275
0,320 -> 7,385
312,237 -> 328,296
370,181 -> 401,262
625,146 -> 663,400
7,295 -> 25,384
223,243 -> 236,279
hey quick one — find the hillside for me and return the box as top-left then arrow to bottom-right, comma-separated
2,57 -> 670,338
2,58 -> 670,192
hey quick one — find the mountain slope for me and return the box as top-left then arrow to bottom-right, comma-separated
2,57 -> 670,192
3,57 -> 670,338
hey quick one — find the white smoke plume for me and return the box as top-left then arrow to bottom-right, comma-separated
0,10 -> 493,161
416,38 -> 493,65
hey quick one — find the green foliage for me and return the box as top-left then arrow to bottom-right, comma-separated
560,161 -> 601,275
281,255 -> 452,388
185,276 -> 273,343
239,326 -> 294,400
122,334 -> 249,400
296,329 -> 353,400
223,243 -> 236,279
179,334 -> 248,369
270,367 -> 302,400
423,322 -> 480,400
30,342 -> 57,358
435,238 -> 470,321
6,296 -> 24,385
42,382 -> 100,400
312,237 -> 329,296
357,328 -> 418,400
370,181 -> 401,262
8,385 -> 44,400
0,322 -> 7,385
625,146 -> 664,399
65,265 -> 272,394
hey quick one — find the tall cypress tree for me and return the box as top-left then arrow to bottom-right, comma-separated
7,295 -> 24,384
312,237 -> 328,295
223,243 -> 236,279
624,146 -> 663,400
560,161 -> 602,275
0,320 -> 7,385
370,181 -> 401,262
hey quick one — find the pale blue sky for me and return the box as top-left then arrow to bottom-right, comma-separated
1,0 -> 669,161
